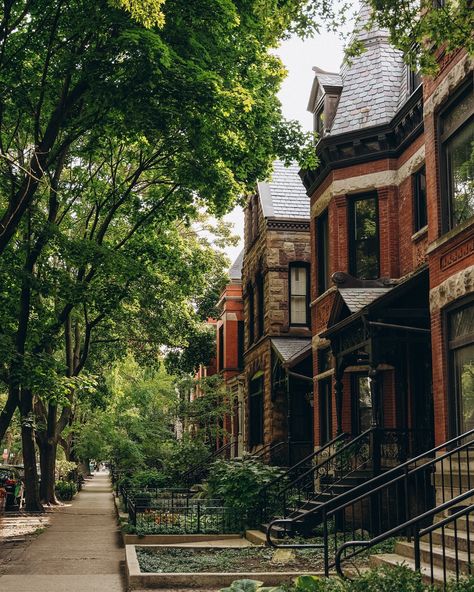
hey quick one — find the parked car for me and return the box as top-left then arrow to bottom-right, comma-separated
0,465 -> 24,509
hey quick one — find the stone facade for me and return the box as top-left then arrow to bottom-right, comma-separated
242,174 -> 312,454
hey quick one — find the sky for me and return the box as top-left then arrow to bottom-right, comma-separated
223,31 -> 345,265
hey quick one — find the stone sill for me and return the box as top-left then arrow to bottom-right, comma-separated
411,225 -> 428,243
427,217 -> 474,255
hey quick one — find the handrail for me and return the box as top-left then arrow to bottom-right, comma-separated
334,488 -> 474,579
252,440 -> 286,461
259,432 -> 348,497
181,440 -> 234,484
277,428 -> 372,498
267,427 -> 474,547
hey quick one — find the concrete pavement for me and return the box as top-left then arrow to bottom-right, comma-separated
0,472 -> 125,592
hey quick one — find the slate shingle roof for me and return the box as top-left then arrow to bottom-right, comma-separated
339,288 -> 392,314
257,160 -> 309,220
312,2 -> 409,136
271,337 -> 312,365
228,249 -> 243,281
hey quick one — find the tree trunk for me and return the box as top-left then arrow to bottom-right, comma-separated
0,386 -> 19,444
38,403 -> 59,504
20,388 -> 43,512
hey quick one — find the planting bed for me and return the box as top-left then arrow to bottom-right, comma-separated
137,546 -> 325,573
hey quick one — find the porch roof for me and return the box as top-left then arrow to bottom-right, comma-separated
322,266 -> 429,341
271,337 -> 312,367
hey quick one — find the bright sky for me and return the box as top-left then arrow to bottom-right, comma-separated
223,31 -> 344,266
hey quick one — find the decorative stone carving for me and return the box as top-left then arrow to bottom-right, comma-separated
430,266 -> 474,312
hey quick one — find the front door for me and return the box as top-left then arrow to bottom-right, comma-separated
289,376 -> 313,464
351,374 -> 373,435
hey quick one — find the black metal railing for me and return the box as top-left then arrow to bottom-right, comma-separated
181,441 -> 234,486
120,486 -> 193,509
267,427 -> 474,578
128,498 -> 245,534
335,488 -> 474,588
252,440 -> 287,464
258,433 -> 348,524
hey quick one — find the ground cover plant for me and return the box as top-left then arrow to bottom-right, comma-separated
219,566 -> 474,591
137,546 -> 340,573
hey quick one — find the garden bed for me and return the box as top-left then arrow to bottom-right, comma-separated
126,544 -> 325,589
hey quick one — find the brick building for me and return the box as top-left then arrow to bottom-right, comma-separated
242,161 -> 314,465
215,251 -> 245,457
305,3 -> 473,459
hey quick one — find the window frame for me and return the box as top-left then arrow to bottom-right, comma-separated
438,78 -> 474,233
407,65 -> 422,95
247,282 -> 255,345
445,293 -> 474,438
237,320 -> 244,369
256,272 -> 265,339
289,262 -> 310,327
413,165 -> 427,232
348,192 -> 380,280
248,373 -> 264,447
218,324 -> 224,372
317,209 -> 330,295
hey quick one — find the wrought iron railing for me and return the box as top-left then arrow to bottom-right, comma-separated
181,441 -> 234,486
250,440 -> 287,465
120,486 -> 193,509
258,433 -> 348,524
128,498 -> 244,534
335,488 -> 474,587
267,427 -> 474,578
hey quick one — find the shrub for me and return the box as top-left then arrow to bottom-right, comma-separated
206,457 -> 284,517
55,480 -> 78,501
163,437 -> 211,485
220,567 -> 474,592
131,469 -> 168,489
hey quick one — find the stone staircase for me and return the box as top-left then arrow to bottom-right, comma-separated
371,453 -> 474,586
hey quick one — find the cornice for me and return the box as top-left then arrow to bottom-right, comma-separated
266,219 -> 310,232
301,87 -> 424,196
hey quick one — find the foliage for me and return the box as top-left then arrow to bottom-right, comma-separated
130,469 -> 168,489
165,324 -> 217,375
55,460 -> 78,481
221,568 -> 474,592
55,480 -> 78,501
206,457 -> 284,515
221,581 -> 282,592
162,436 -> 211,485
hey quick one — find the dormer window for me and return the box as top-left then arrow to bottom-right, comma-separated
408,65 -> 422,94
315,104 -> 325,137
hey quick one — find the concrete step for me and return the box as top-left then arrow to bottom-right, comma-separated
245,529 -> 267,545
395,541 -> 472,574
426,528 -> 474,553
370,553 -> 457,586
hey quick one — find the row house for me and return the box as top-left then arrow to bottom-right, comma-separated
215,251 -> 245,457
241,161 -> 314,465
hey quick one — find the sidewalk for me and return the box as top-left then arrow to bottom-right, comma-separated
0,472 -> 125,592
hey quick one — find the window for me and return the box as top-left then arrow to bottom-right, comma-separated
218,325 -> 224,371
256,273 -> 264,338
315,104 -> 324,138
249,374 -> 264,446
408,66 -> 422,95
290,264 -> 309,326
413,166 -> 427,231
317,210 -> 330,295
349,194 -> 379,280
440,82 -> 474,231
448,299 -> 474,436
247,283 -> 255,345
352,375 -> 373,435
237,320 -> 244,369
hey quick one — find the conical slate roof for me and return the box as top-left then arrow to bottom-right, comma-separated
325,3 -> 407,135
